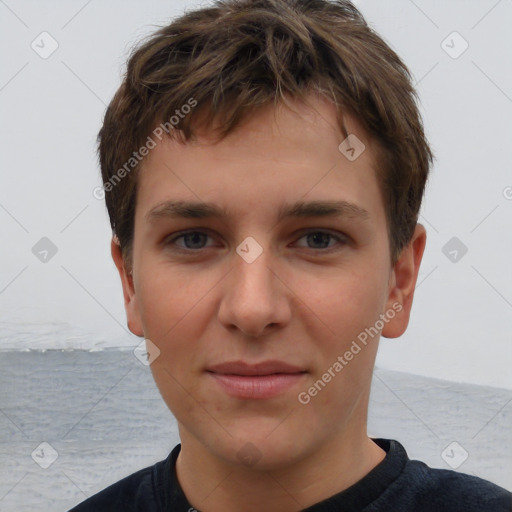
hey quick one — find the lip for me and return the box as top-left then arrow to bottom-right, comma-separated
206,360 -> 306,376
206,360 -> 307,399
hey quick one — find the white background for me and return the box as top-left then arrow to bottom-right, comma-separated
0,0 -> 511,389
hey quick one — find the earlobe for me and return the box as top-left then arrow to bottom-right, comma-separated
111,237 -> 144,337
381,224 -> 427,339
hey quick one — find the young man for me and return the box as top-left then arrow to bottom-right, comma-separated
71,0 -> 512,510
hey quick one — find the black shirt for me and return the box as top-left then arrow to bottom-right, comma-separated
69,438 -> 512,511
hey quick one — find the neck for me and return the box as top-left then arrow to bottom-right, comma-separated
175,427 -> 386,512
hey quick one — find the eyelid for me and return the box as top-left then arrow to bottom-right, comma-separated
165,228 -> 350,253
164,228 -> 218,248
293,229 -> 350,252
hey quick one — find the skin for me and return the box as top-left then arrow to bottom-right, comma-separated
111,93 -> 426,512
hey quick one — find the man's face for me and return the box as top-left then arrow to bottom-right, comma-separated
122,95 -> 404,469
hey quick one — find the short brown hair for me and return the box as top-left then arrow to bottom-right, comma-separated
98,0 -> 433,265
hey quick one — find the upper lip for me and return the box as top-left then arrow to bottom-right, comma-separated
206,360 -> 306,376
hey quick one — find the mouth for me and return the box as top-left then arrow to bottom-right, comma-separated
205,360 -> 307,399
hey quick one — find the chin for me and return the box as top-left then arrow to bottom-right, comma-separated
213,423 -> 312,471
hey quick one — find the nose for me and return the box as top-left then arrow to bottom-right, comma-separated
217,247 -> 291,338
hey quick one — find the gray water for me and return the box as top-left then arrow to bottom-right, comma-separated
0,351 -> 511,511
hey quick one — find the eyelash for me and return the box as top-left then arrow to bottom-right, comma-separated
164,229 -> 349,254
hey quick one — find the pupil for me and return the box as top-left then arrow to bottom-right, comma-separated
185,232 -> 206,249
309,232 -> 329,249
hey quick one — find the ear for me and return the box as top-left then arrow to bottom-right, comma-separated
111,237 -> 144,337
381,224 -> 427,338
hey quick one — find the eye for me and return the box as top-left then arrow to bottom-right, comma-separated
166,230 -> 215,251
164,229 -> 349,253
294,230 -> 348,251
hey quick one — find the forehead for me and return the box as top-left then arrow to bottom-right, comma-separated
135,94 -> 385,226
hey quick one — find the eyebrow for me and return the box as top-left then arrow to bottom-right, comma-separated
145,199 -> 370,223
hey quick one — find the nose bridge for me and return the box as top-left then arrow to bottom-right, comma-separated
218,239 -> 288,336
234,246 -> 274,295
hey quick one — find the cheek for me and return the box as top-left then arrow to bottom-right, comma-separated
293,271 -> 385,428
137,266 -> 215,339
297,267 -> 388,349
135,268 -> 215,403
140,269 -> 213,426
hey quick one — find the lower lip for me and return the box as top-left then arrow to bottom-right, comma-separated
207,372 -> 307,399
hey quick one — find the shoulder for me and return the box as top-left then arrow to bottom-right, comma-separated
376,455 -> 512,511
68,452 -> 172,512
